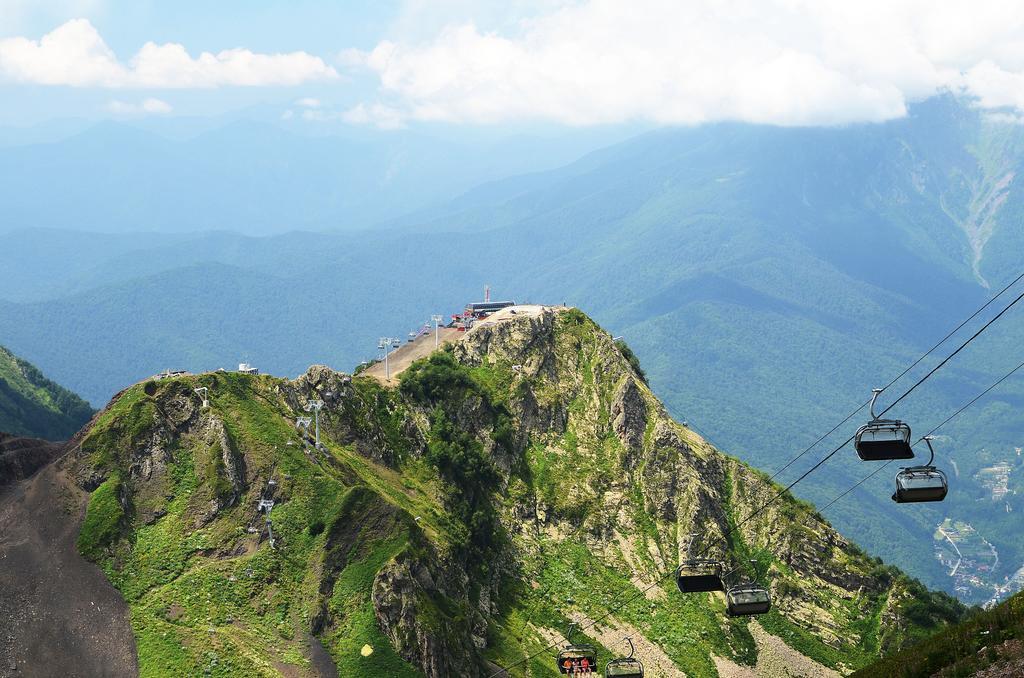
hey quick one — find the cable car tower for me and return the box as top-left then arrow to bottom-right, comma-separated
378,337 -> 401,379
304,399 -> 324,448
431,314 -> 444,348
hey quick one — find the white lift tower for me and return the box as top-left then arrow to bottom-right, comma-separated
377,337 -> 401,379
431,315 -> 444,348
193,387 -> 209,408
304,399 -> 325,448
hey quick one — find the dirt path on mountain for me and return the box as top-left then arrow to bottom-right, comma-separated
713,621 -> 840,678
0,462 -> 137,678
362,327 -> 462,383
363,305 -> 555,384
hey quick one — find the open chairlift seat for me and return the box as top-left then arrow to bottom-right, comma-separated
893,466 -> 948,503
892,436 -> 948,503
725,584 -> 772,617
605,657 -> 644,677
676,559 -> 725,593
855,389 -> 915,461
605,638 -> 643,678
557,645 -> 598,674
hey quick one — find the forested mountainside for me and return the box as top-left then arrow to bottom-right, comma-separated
0,344 -> 93,440
856,589 -> 1024,678
64,307 -> 961,676
4,96 -> 1024,603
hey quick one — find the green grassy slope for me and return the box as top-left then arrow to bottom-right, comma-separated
0,344 -> 93,439
67,308 -> 963,676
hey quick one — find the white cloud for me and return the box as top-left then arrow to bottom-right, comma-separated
0,18 -> 338,88
344,0 -> 1024,127
107,97 -> 172,115
294,97 -> 321,108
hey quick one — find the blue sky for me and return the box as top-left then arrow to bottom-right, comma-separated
3,1 -> 1024,129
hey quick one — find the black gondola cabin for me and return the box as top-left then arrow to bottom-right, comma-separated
676,559 -> 725,593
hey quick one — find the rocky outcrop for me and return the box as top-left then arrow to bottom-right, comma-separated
373,558 -> 479,677
0,432 -> 62,486
611,376 -> 647,460
453,309 -> 560,381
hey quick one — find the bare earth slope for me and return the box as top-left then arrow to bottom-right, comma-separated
0,461 -> 137,678
0,433 -> 62,487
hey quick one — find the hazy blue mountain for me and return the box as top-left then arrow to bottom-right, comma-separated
0,118 -> 636,238
2,95 -> 1023,601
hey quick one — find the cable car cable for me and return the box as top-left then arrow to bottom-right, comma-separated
490,285 -> 1024,677
817,356 -> 1024,514
738,286 -> 1024,531
766,270 -> 1024,484
573,350 -> 1024,672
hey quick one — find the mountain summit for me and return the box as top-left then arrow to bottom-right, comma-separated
17,306 -> 961,676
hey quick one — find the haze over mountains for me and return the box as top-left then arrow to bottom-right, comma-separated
3,95 -> 1024,604
0,114 -> 639,236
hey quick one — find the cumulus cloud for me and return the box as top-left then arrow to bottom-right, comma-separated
0,18 -> 338,88
344,0 -> 1024,127
107,97 -> 172,115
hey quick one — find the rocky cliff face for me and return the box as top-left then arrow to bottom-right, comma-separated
65,307 -> 962,676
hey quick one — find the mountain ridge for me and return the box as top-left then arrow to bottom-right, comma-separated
40,306 -> 962,676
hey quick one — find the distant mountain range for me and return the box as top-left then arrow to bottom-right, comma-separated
0,345 -> 93,440
2,95 -> 1023,602
0,117 -> 634,237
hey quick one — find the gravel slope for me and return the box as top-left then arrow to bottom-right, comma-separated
0,462 -> 137,677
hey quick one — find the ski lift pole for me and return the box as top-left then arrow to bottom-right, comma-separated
432,314 -> 443,348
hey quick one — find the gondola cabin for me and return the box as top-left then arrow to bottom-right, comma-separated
676,559 -> 725,593
725,585 -> 772,617
557,645 -> 598,674
855,419 -> 915,460
605,657 -> 644,677
855,388 -> 915,461
893,465 -> 948,503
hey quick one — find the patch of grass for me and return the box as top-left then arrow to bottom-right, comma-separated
77,471 -> 125,559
